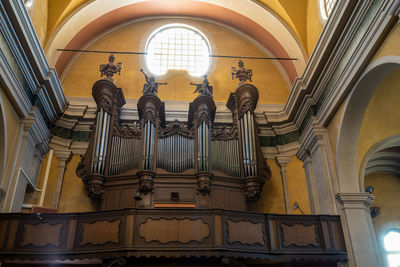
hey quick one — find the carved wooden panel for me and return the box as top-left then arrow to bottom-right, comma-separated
80,219 -> 120,246
227,219 -> 265,245
281,223 -> 319,247
20,222 -> 63,247
139,217 -> 209,243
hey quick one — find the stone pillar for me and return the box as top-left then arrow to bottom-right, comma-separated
297,118 -> 339,214
276,155 -> 291,214
336,192 -> 382,267
52,150 -> 71,209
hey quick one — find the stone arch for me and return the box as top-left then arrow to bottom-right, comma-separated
336,56 -> 400,193
0,93 -> 7,187
359,134 -> 400,191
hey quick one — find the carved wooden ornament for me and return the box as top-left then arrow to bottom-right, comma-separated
139,217 -> 209,243
281,223 -> 319,247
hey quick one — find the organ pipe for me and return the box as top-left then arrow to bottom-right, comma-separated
91,108 -> 111,175
156,134 -> 194,173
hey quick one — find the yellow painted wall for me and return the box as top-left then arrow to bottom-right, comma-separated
257,0 -> 307,53
45,0 -> 89,47
36,153 -> 94,212
249,156 -> 310,214
365,172 -> 400,236
358,68 -> 400,173
27,0 -> 48,46
371,23 -> 400,62
58,155 -> 94,212
62,18 -> 289,104
306,0 -> 323,56
249,159 -> 286,213
43,155 -> 60,208
286,155 -> 311,214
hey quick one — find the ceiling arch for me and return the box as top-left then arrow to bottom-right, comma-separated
45,0 -> 307,85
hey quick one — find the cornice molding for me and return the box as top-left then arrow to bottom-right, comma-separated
0,0 -> 66,123
336,192 -> 375,209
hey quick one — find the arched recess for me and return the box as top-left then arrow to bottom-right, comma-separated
0,93 -> 7,187
336,56 -> 400,193
45,0 -> 306,84
359,135 -> 400,191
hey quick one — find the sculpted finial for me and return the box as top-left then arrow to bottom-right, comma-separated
190,75 -> 213,98
99,54 -> 122,82
231,60 -> 252,85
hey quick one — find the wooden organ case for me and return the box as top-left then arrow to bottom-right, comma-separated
0,59 -> 347,266
77,64 -> 271,211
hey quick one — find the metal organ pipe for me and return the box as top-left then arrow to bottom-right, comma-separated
91,109 -> 101,173
245,112 -> 252,176
249,112 -> 257,176
91,108 -> 112,175
238,111 -> 257,177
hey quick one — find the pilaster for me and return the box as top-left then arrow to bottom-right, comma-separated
52,150 -> 71,210
336,192 -> 382,267
297,117 -> 338,214
276,155 -> 291,214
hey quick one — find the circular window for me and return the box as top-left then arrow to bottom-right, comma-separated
145,24 -> 211,77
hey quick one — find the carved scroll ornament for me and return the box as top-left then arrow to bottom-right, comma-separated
113,124 -> 141,139
211,126 -> 239,141
159,119 -> 194,138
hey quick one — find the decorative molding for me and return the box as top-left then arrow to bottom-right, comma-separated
20,222 -> 63,247
0,1 -> 66,123
281,223 -> 319,247
80,219 -> 121,246
139,217 -> 209,244
226,219 -> 265,246
335,192 -> 375,210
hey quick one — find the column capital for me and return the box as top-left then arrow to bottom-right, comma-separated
275,155 -> 291,168
298,117 -> 329,156
53,150 -> 72,164
336,192 -> 375,209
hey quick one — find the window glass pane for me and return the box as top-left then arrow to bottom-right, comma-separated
387,254 -> 400,267
385,231 -> 400,252
146,25 -> 210,76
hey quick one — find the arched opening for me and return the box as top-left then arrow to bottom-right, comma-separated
361,137 -> 400,265
336,56 -> 400,193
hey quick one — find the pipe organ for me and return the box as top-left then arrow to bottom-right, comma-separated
77,61 -> 271,210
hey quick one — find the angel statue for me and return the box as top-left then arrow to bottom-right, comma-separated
99,54 -> 122,81
190,75 -> 213,97
140,69 -> 167,95
231,59 -> 252,85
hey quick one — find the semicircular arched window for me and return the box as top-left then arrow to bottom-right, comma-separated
319,0 -> 337,20
384,229 -> 400,267
145,24 -> 211,77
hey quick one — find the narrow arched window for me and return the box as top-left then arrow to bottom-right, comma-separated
384,229 -> 400,267
319,0 -> 337,20
145,24 -> 211,77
